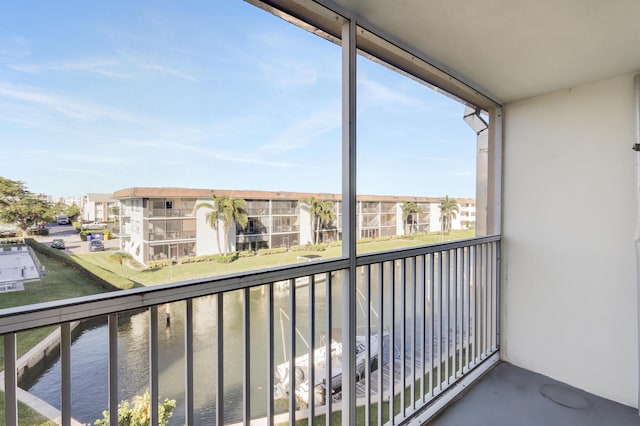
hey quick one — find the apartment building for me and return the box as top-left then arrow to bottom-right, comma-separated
81,193 -> 118,223
112,187 -> 474,265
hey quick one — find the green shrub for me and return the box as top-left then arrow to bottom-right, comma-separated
237,250 -> 255,258
94,391 -> 175,426
147,259 -> 174,268
72,221 -> 82,231
257,247 -> 288,255
214,252 -> 238,263
357,238 -> 373,244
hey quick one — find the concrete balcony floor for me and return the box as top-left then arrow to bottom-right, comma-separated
429,362 -> 638,426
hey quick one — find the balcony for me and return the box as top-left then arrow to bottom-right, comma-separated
0,236 -> 500,425
272,225 -> 300,233
148,209 -> 194,218
147,231 -> 197,241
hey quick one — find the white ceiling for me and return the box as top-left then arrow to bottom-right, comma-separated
325,0 -> 640,103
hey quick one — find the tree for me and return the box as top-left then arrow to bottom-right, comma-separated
439,195 -> 459,234
302,197 -> 335,244
0,177 -> 28,207
302,196 -> 322,244
65,204 -> 81,221
314,200 -> 335,244
110,251 -> 133,276
0,177 -> 53,235
401,202 -> 423,234
196,195 -> 248,254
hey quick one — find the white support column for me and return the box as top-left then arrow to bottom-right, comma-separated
341,17 -> 357,426
487,106 -> 503,235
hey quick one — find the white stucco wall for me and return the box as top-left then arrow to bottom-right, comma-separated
502,73 -> 638,407
195,200 -> 223,256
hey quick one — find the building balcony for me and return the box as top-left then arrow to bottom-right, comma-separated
148,209 -> 194,218
147,231 -> 197,241
272,225 -> 300,233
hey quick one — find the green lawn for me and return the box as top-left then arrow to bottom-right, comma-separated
75,230 -> 475,286
0,399 -> 56,426
0,252 -> 112,423
0,254 -> 111,369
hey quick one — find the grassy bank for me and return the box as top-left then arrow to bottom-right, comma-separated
0,254 -> 112,369
0,399 -> 56,426
76,230 -> 475,286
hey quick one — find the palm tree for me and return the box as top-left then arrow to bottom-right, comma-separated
401,202 -> 423,234
302,197 -> 336,244
302,196 -> 322,244
314,200 -> 335,244
197,195 -> 248,254
439,196 -> 459,234
109,251 -> 133,276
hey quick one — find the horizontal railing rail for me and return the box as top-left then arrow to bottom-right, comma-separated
1,235 -> 500,426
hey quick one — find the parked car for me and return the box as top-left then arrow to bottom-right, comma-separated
89,240 -> 104,252
51,239 -> 65,249
27,224 -> 49,236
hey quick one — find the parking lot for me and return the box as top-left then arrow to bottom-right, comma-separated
34,223 -> 120,254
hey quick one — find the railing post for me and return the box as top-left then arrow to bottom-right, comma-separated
108,314 -> 119,426
61,322 -> 71,426
341,14 -> 357,426
149,307 -> 159,426
185,300 -> 194,425
4,333 -> 17,426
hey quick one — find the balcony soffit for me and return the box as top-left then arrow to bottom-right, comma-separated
319,0 -> 640,103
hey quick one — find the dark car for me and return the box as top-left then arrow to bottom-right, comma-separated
51,239 -> 65,249
89,240 -> 104,252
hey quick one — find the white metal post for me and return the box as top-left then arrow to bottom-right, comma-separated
341,16 -> 357,426
4,333 -> 17,426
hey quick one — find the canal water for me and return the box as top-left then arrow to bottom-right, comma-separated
25,260 -> 468,425
25,270 -> 394,425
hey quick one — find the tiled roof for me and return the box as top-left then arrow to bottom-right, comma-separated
112,187 -> 474,204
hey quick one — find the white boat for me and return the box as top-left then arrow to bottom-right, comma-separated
274,331 -> 389,406
274,276 -> 310,290
274,255 -> 323,290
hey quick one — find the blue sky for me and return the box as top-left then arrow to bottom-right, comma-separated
0,1 -> 478,199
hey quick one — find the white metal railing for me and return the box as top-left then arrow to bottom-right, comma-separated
1,236 -> 499,426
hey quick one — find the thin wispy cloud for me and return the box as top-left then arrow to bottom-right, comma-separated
0,82 -> 141,123
181,143 -> 296,168
137,62 -> 197,81
0,36 -> 31,61
23,149 -> 129,166
260,58 -> 317,89
358,77 -> 424,109
263,106 -> 340,151
9,56 -> 196,81
8,58 -> 129,78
